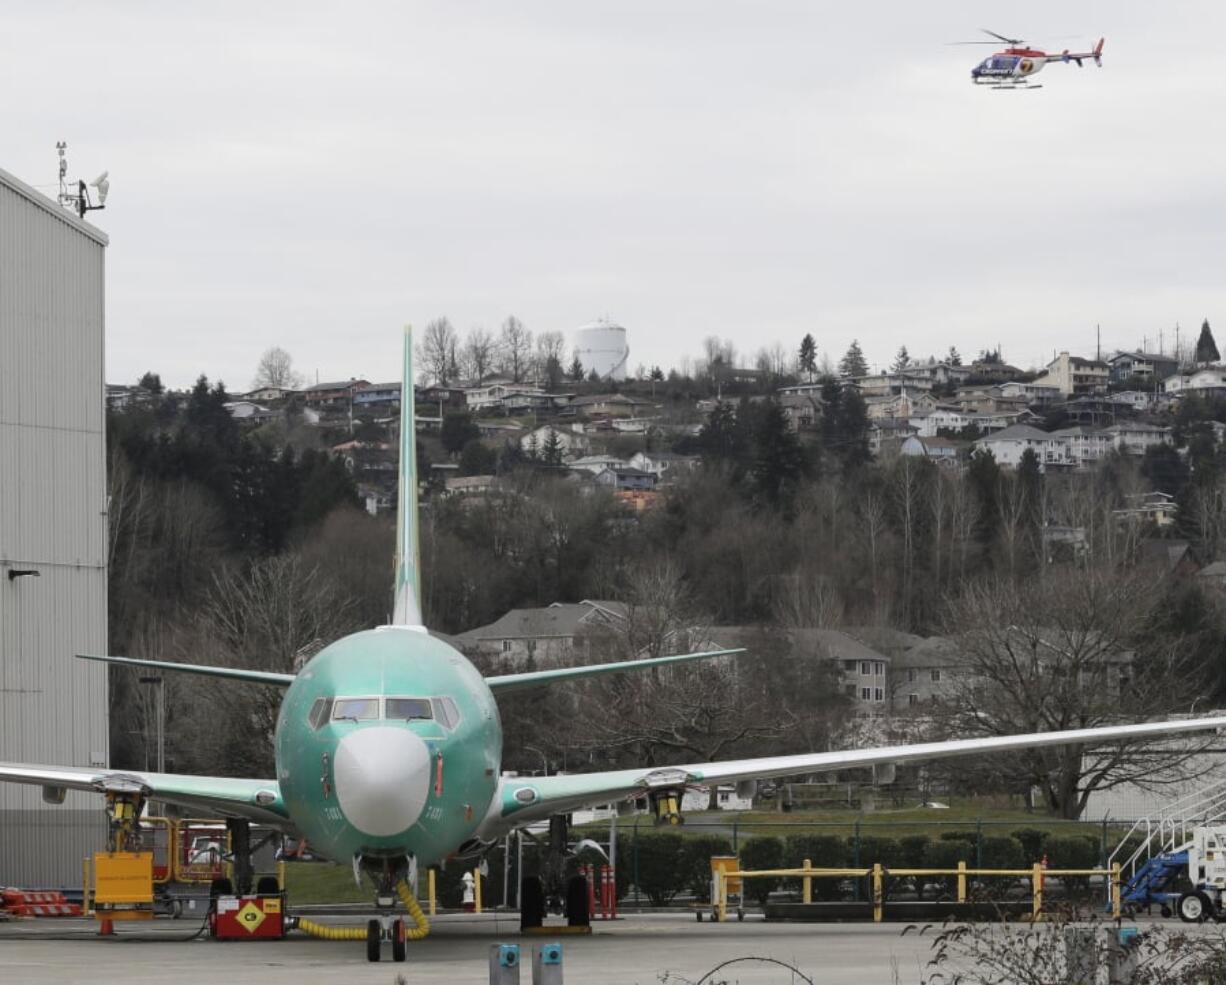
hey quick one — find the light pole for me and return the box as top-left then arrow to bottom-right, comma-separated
524,744 -> 549,776
139,676 -> 165,774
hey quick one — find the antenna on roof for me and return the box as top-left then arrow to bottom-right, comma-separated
55,142 -> 109,220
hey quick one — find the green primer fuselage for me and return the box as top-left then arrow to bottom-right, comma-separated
276,627 -> 501,867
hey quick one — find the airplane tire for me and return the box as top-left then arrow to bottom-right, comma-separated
566,875 -> 590,927
366,919 -> 381,962
1178,891 -> 1212,923
521,876 -> 545,930
209,878 -> 233,899
256,876 -> 280,895
391,919 -> 407,962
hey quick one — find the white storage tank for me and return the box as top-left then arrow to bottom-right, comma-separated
572,319 -> 629,381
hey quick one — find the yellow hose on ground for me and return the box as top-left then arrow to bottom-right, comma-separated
295,918 -> 366,940
293,880 -> 429,942
396,879 -> 430,940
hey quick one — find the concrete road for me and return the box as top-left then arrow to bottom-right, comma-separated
0,912 -> 936,984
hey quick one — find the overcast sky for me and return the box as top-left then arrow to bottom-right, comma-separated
5,1 -> 1223,389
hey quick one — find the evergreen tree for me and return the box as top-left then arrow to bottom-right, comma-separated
891,346 -> 910,373
838,340 -> 868,378
947,346 -> 962,366
751,402 -> 808,506
459,439 -> 497,476
137,371 -> 164,394
541,428 -> 564,466
543,354 -> 564,390
441,411 -> 480,455
966,447 -> 1001,546
1196,319 -> 1220,365
798,334 -> 817,381
568,355 -> 584,382
698,403 -> 741,464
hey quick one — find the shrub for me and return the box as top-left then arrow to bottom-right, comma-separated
1011,827 -> 1048,863
678,835 -> 733,902
783,834 -> 848,901
1044,835 -> 1099,899
925,838 -> 975,898
853,835 -> 904,899
981,835 -> 1024,871
738,837 -> 784,906
632,832 -> 688,905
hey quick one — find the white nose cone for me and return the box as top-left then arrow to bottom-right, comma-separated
333,726 -> 431,837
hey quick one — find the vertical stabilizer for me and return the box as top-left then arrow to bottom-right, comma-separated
392,325 -> 424,627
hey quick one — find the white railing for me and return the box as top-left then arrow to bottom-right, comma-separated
1107,777 -> 1226,888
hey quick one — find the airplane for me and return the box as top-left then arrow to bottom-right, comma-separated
2,325 -> 1224,962
960,30 -> 1105,89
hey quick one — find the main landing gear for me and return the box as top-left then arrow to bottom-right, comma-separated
519,814 -> 594,932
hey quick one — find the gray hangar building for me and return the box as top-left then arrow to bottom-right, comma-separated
0,166 -> 109,886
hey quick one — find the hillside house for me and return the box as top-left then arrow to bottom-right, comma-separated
594,465 -> 657,491
246,385 -> 298,402
519,425 -> 590,461
457,600 -> 628,667
303,379 -> 369,408
1108,351 -> 1179,384
1164,368 -> 1226,398
628,450 -> 700,481
352,381 -> 402,411
1033,352 -> 1109,396
899,435 -> 961,464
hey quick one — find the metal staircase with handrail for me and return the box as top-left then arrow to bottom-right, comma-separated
1107,776 -> 1226,909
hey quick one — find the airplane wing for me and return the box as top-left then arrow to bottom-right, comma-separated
483,715 -> 1226,834
77,653 -> 295,686
0,762 -> 290,827
485,648 -> 746,694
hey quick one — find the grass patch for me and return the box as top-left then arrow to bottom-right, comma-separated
282,862 -> 371,904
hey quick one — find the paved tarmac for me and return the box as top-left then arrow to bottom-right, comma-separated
0,912 -> 942,984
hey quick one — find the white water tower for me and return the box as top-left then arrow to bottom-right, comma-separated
572,319 -> 629,381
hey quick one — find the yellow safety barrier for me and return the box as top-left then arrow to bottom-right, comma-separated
427,869 -> 437,916
714,863 -> 1123,924
473,868 -> 483,914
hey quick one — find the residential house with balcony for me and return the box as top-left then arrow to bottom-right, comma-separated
1108,350 -> 1180,385
303,379 -> 369,408
352,381 -> 402,412
1033,352 -> 1109,396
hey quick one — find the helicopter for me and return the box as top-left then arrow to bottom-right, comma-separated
957,30 -> 1104,89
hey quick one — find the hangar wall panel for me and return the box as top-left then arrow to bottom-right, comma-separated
0,168 -> 108,887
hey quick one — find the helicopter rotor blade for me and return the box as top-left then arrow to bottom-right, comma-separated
981,28 -> 1024,45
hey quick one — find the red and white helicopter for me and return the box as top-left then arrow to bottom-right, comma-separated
960,30 -> 1104,89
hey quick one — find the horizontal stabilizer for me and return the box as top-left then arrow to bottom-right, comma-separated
77,653 -> 295,686
485,647 -> 746,694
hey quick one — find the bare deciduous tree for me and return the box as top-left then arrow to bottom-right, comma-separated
418,317 -> 459,385
252,346 -> 302,390
498,316 -> 533,382
462,326 -> 495,383
936,568 -> 1213,818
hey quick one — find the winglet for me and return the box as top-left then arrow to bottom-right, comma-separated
392,324 -> 424,627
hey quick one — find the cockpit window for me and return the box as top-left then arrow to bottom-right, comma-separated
332,697 -> 380,722
434,696 -> 461,729
385,698 -> 434,721
308,697 -> 333,730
